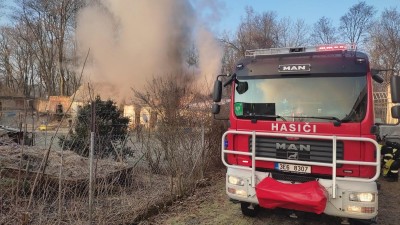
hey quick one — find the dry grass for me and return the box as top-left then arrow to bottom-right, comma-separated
1,164 -> 174,225
0,84 -> 224,224
0,145 -> 128,179
142,173 -> 400,225
0,121 -> 223,225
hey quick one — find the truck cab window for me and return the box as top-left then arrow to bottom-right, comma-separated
234,74 -> 367,123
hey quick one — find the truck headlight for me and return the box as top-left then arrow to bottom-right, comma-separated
346,205 -> 375,214
347,205 -> 362,213
349,192 -> 375,202
227,187 -> 247,197
228,176 -> 245,186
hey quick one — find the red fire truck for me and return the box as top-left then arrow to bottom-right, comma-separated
212,44 -> 400,224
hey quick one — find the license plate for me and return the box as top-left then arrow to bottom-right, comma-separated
275,163 -> 311,174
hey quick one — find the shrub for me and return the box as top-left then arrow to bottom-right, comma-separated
59,96 -> 130,159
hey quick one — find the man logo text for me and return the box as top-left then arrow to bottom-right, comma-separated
278,64 -> 311,72
276,143 -> 311,151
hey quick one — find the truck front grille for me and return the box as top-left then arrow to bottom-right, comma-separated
249,137 -> 344,164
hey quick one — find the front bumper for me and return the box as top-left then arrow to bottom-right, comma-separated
226,167 -> 378,220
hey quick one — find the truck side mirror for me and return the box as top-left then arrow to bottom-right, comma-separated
212,103 -> 220,114
372,74 -> 384,84
213,80 -> 222,102
391,76 -> 400,103
371,69 -> 384,83
236,81 -> 248,94
391,105 -> 400,119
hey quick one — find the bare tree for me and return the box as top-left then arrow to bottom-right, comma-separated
368,8 -> 400,90
134,74 -> 195,126
220,35 -> 238,74
220,7 -> 314,74
12,0 -> 84,97
252,9 -> 278,49
0,27 -> 16,95
220,6 -> 280,74
222,7 -> 279,56
276,18 -> 310,47
186,43 -> 199,74
310,16 -> 338,44
0,25 -> 35,96
133,73 -> 214,195
340,1 -> 376,46
1,0 -> 84,97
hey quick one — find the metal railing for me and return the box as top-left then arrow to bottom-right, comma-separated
221,130 -> 381,199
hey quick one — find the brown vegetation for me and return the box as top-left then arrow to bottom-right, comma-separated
1,1 -> 400,224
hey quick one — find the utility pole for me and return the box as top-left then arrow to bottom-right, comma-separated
89,101 -> 95,224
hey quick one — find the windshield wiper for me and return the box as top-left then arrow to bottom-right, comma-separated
240,114 -> 287,121
289,116 -> 342,126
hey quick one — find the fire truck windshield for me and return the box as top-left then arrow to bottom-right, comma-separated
234,74 -> 367,123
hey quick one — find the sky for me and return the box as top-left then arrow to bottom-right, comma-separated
213,0 -> 400,35
1,0 -> 400,35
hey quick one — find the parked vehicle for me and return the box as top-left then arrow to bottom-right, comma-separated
212,44 -> 400,224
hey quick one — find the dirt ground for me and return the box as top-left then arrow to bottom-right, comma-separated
141,171 -> 400,225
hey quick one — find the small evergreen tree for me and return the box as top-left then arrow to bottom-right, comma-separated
59,96 -> 130,159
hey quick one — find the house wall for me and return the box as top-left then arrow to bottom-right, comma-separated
139,107 -> 158,128
0,97 -> 29,111
122,106 -> 158,129
0,97 -> 31,110
35,96 -> 72,113
123,105 -> 136,127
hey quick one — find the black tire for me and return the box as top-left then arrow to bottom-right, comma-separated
240,202 -> 259,217
349,217 -> 378,225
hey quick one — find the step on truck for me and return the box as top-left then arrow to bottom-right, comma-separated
212,44 -> 400,223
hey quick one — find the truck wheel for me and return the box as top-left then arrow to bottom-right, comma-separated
240,202 -> 259,217
349,217 -> 378,225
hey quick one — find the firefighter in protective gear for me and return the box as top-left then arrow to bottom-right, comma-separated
381,141 -> 400,182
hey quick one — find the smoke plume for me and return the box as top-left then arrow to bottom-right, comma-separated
76,0 -> 223,102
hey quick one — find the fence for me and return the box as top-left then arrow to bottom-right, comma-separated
373,91 -> 398,124
373,92 -> 388,124
0,113 -> 222,225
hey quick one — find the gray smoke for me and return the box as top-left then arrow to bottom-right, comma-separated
76,0 -> 223,102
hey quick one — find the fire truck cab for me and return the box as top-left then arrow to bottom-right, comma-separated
212,44 -> 400,223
